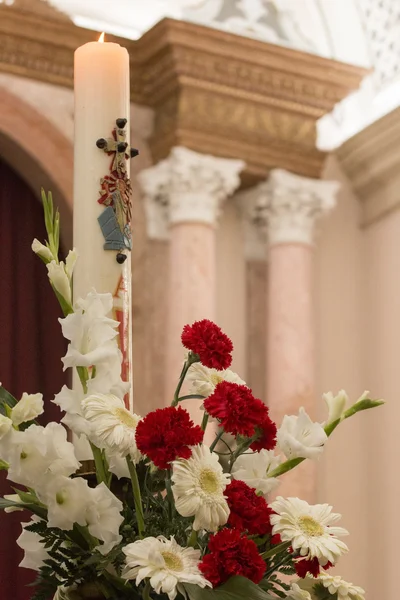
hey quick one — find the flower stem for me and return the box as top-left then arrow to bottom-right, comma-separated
165,473 -> 175,520
142,580 -> 152,600
90,441 -> 109,486
209,428 -> 225,452
171,353 -> 199,407
126,455 -> 145,538
201,411 -> 209,432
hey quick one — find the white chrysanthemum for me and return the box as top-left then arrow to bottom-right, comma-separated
172,444 -> 230,532
122,536 -> 210,600
288,583 -> 313,600
270,497 -> 349,566
232,449 -> 281,497
318,572 -> 365,600
82,393 -> 141,460
277,408 -> 327,460
323,390 -> 348,424
11,393 -> 44,426
85,482 -> 124,555
187,363 -> 246,399
17,517 -> 50,571
7,423 -> 80,489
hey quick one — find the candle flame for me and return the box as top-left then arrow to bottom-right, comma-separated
98,32 -> 105,43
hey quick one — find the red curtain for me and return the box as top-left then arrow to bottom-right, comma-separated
0,158 -> 68,599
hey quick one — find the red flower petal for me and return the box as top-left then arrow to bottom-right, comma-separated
204,381 -> 268,437
225,480 -> 273,536
199,528 -> 266,587
135,406 -> 203,470
181,319 -> 233,370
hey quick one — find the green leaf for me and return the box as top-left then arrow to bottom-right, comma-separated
184,577 -> 275,600
0,385 -> 17,414
0,496 -> 48,519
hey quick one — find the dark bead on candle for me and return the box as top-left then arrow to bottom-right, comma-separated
117,142 -> 128,153
116,118 -> 127,129
116,252 -> 127,264
96,138 -> 107,149
130,148 -> 139,158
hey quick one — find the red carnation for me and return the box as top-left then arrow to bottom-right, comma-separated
204,382 -> 267,437
199,528 -> 266,587
295,557 -> 333,578
181,319 -> 233,370
250,413 -> 277,452
135,406 -> 203,470
225,480 -> 273,535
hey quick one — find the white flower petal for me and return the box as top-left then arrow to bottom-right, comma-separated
277,408 -> 327,460
172,444 -> 230,532
11,393 -> 44,426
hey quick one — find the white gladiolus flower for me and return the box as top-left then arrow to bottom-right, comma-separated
40,475 -> 91,530
87,349 -> 130,399
53,385 -> 91,437
277,408 -> 327,460
11,392 -> 44,426
60,292 -> 119,370
122,536 -> 210,600
47,260 -> 72,305
4,494 -> 24,513
0,414 -> 12,438
107,451 -> 130,479
82,393 -> 141,460
31,238 -> 54,263
231,449 -> 281,497
65,248 -> 78,279
7,422 -> 80,488
270,497 -> 349,566
172,444 -> 230,532
318,572 -> 365,600
323,390 -> 348,424
288,583 -> 313,600
17,517 -> 50,571
187,363 -> 246,398
85,483 -> 124,555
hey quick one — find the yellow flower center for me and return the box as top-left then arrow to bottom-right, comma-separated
211,374 -> 224,386
199,468 -> 220,494
162,551 -> 183,572
298,515 -> 324,537
114,408 -> 138,429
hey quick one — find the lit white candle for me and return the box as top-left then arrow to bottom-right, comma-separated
73,34 -> 133,411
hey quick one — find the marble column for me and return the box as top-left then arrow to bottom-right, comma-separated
253,168 -> 339,501
138,147 -> 244,426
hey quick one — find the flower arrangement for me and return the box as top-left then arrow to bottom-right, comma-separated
0,193 -> 383,600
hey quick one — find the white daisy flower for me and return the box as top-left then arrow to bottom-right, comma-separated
81,393 -> 141,460
232,449 -> 281,497
172,444 -> 230,532
318,572 -> 365,600
277,408 -> 327,460
270,497 -> 349,566
288,583 -> 313,600
187,363 -> 246,399
122,536 -> 210,600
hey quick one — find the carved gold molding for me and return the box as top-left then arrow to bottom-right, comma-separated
337,107 -> 400,226
0,6 -> 367,180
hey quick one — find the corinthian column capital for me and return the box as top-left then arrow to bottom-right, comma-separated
253,169 -> 340,246
138,146 -> 245,239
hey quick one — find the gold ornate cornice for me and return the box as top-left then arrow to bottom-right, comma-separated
0,8 -> 367,181
337,107 -> 400,226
